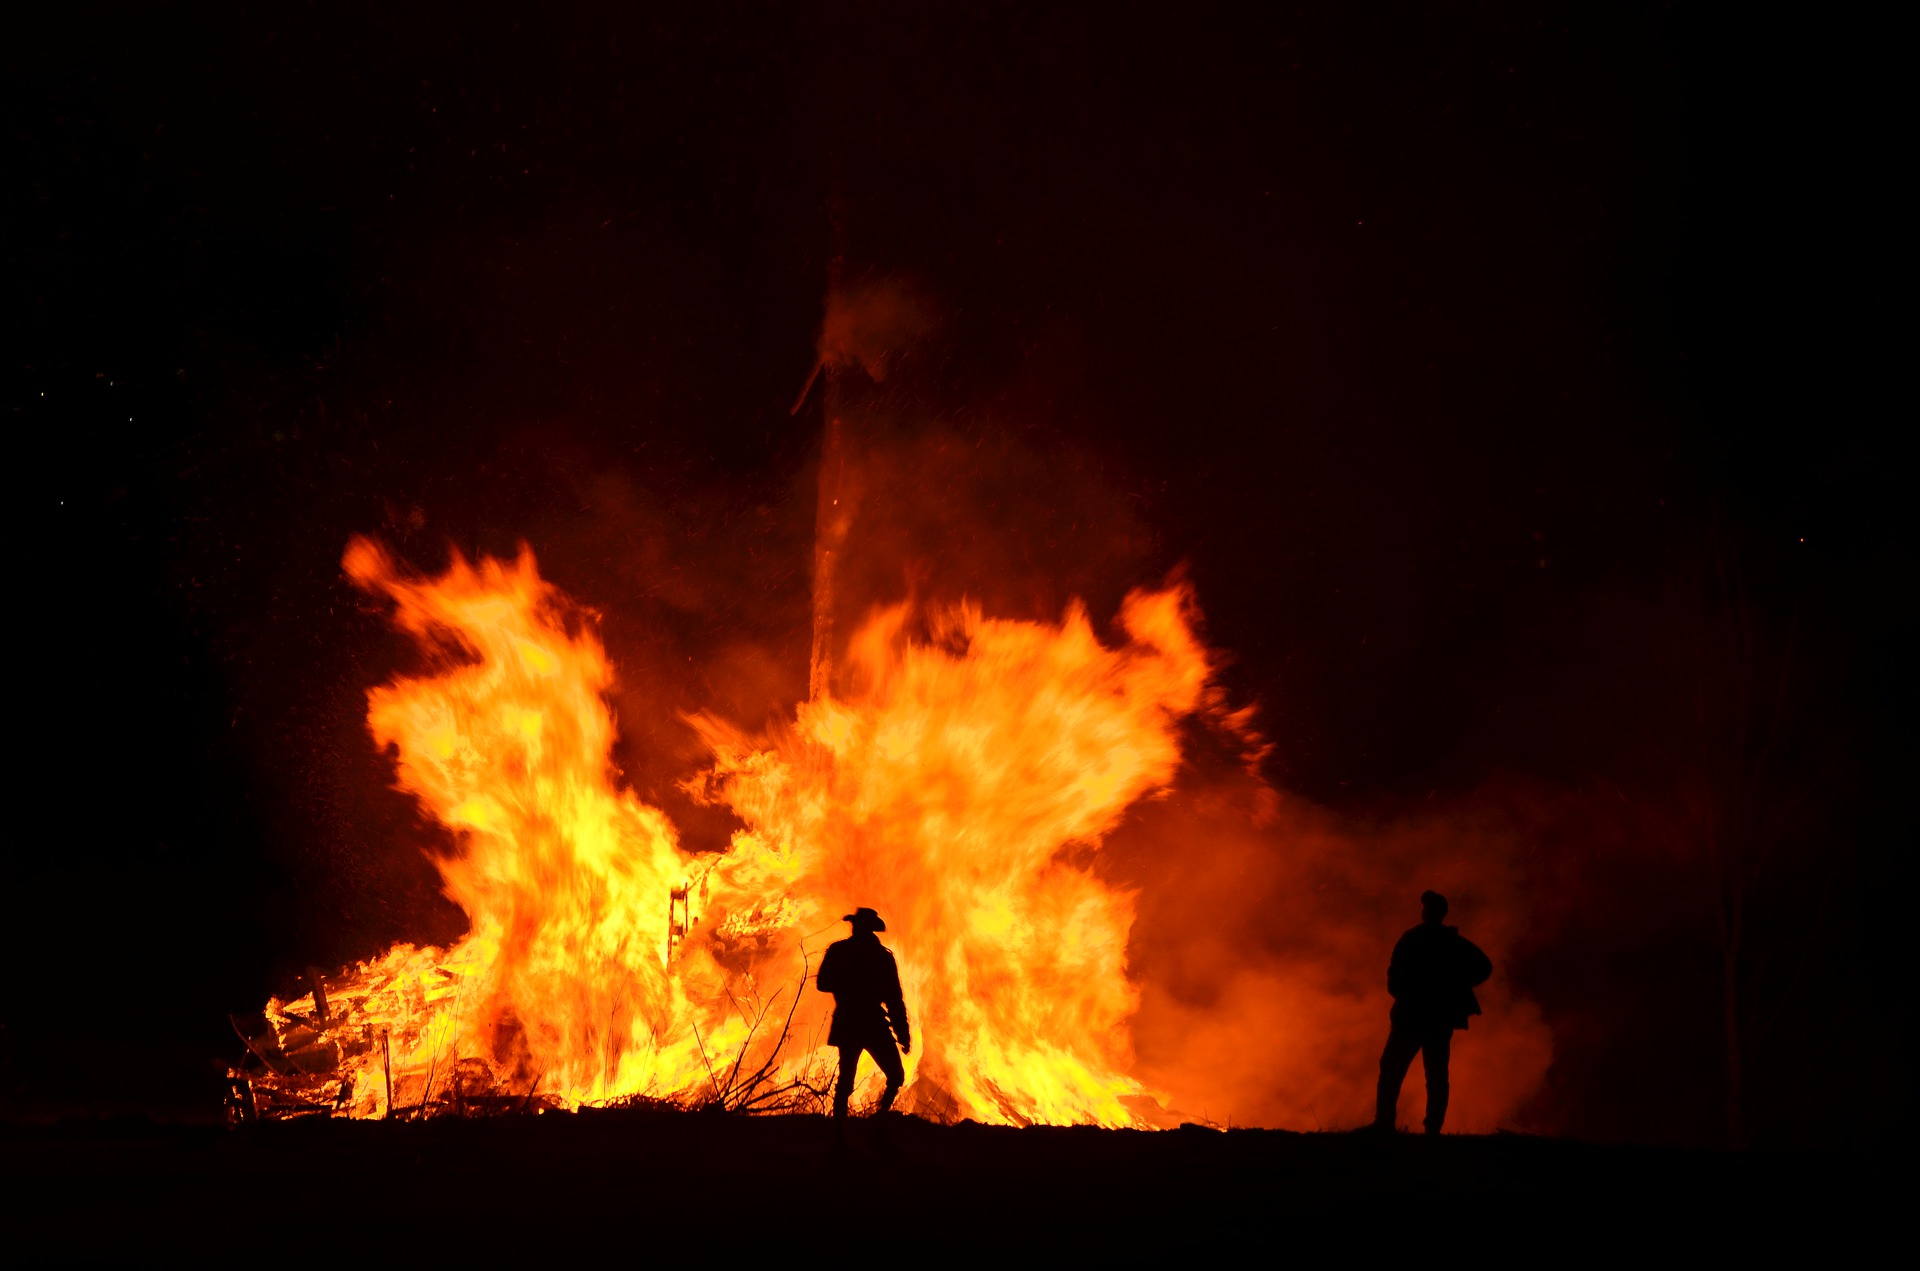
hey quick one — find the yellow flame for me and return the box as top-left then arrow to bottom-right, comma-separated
261,539 -> 1213,1125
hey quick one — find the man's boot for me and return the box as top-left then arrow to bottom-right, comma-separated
1372,1087 -> 1399,1133
1424,1085 -> 1448,1136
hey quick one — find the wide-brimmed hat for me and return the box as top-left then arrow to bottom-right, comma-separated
843,907 -> 886,932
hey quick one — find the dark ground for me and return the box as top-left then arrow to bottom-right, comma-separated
1,1110 -> 1885,1256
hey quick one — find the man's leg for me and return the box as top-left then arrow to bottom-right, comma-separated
833,1044 -> 861,1120
1421,1029 -> 1452,1135
870,1039 -> 906,1115
1375,1028 -> 1420,1128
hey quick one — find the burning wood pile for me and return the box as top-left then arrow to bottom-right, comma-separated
227,952 -> 836,1123
227,962 -> 549,1123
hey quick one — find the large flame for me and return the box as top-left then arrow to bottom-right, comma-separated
258,538 -> 1212,1125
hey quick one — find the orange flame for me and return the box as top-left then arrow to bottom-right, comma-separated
261,538 -> 1213,1124
691,586 -> 1210,1123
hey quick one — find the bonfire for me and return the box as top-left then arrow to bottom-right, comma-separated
229,534 -> 1216,1128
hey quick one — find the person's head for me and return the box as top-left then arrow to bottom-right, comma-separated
1420,891 -> 1449,924
845,907 -> 886,934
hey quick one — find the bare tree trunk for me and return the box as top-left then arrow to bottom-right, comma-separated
807,175 -> 848,703
810,406 -> 848,701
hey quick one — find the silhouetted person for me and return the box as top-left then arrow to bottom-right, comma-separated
816,907 -> 911,1127
1373,890 -> 1493,1135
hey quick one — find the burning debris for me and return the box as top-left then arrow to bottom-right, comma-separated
227,954 -> 828,1123
232,535 -> 1217,1126
227,957 -> 566,1123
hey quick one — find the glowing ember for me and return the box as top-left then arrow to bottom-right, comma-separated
244,537 -> 1213,1125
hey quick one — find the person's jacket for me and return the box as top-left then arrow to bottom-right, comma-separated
1387,922 -> 1493,1030
816,932 -> 911,1050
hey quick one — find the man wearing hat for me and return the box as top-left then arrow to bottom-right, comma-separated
1372,890 -> 1493,1135
815,907 -> 911,1125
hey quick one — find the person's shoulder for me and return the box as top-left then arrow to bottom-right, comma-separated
1398,924 -> 1451,951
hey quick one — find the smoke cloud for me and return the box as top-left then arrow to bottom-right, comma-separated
1111,775 -> 1553,1131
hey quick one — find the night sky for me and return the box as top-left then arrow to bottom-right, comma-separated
5,4 -> 1904,1144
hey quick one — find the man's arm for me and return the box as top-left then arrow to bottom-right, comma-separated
1460,936 -> 1493,987
1386,932 -> 1412,1000
815,944 -> 842,996
882,953 -> 911,1052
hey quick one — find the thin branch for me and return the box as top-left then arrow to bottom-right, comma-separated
517,1069 -> 547,1116
720,985 -> 772,1098
229,1015 -> 288,1077
417,1047 -> 440,1118
689,1016 -> 722,1105
725,950 -> 811,1111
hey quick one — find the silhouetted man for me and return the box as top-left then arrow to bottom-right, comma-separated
1373,890 -> 1492,1135
816,907 -> 911,1126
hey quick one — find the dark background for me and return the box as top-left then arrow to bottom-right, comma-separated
4,3 -> 1904,1144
